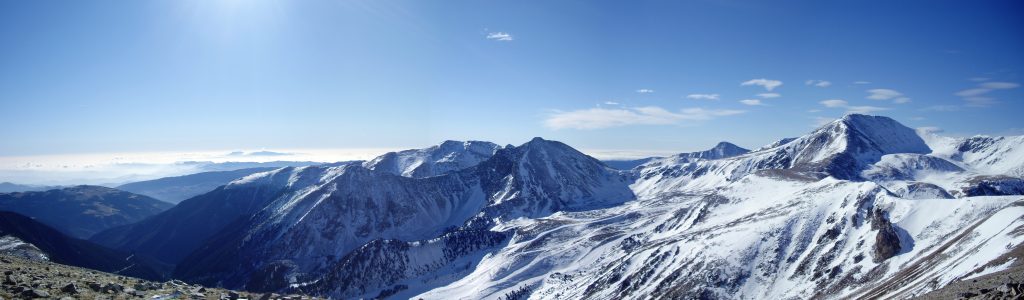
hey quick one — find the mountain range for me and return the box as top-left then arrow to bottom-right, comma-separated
0,186 -> 172,239
5,114 -> 1022,299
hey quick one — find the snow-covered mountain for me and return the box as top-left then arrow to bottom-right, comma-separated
170,138 -> 633,296
363,140 -> 500,178
86,114 -> 1024,299
634,114 -> 935,195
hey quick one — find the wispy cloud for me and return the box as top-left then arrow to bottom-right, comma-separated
805,80 -> 831,87
741,78 -> 783,91
819,99 -> 888,114
980,82 -> 1020,89
969,77 -> 990,82
739,99 -> 764,106
853,81 -> 871,85
757,93 -> 781,98
636,89 -> 655,94
820,99 -> 848,107
954,81 -> 1019,107
866,89 -> 902,100
544,106 -> 745,130
845,105 -> 889,114
686,93 -> 719,100
917,126 -> 944,135
485,32 -> 513,41
865,88 -> 910,103
227,150 -> 294,157
603,101 -> 620,105
922,105 -> 961,112
812,116 -> 834,127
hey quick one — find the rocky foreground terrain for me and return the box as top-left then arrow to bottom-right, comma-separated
0,255 -> 319,300
917,264 -> 1024,300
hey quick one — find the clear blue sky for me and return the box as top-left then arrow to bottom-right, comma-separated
1,0 -> 1022,157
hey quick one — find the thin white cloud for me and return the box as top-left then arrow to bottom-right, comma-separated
964,97 -> 996,107
853,81 -> 871,85
955,88 -> 990,97
805,80 -> 831,87
812,117 -> 834,127
741,78 -> 783,91
636,89 -> 655,94
485,32 -> 513,41
954,81 -> 1019,107
845,105 -> 889,114
820,99 -> 848,107
604,101 -> 620,105
820,99 -> 887,114
923,105 -> 961,112
686,93 -> 719,100
866,89 -> 904,100
739,99 -> 764,106
544,106 -> 745,130
980,82 -> 1020,89
893,97 -> 911,104
917,126 -> 943,134
757,93 -> 781,98
969,77 -> 990,82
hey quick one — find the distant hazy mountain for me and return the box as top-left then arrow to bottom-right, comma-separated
116,167 -> 279,204
0,182 -> 60,193
602,142 -> 749,170
181,161 -> 326,172
601,158 -> 658,170
0,211 -> 166,280
0,186 -> 172,239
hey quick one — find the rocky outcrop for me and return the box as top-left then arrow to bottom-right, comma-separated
871,209 -> 902,263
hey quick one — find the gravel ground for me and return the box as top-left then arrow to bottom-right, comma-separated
0,255 -> 321,300
915,264 -> 1024,300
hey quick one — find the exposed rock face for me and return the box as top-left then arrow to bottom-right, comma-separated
959,176 -> 1024,196
870,209 -> 902,263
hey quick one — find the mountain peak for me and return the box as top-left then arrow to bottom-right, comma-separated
516,137 -> 588,158
713,141 -> 746,152
666,141 -> 750,162
364,140 -> 500,178
832,114 -> 931,155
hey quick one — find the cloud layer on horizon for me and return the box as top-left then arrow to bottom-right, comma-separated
545,106 -> 745,130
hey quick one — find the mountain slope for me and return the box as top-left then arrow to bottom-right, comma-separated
116,167 -> 278,204
415,175 -> 1023,299
0,186 -> 172,239
919,131 -> 1024,177
90,167 -> 305,265
171,138 -> 634,296
0,211 -> 166,280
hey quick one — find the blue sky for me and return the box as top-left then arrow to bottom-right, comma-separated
1,0 -> 1023,159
